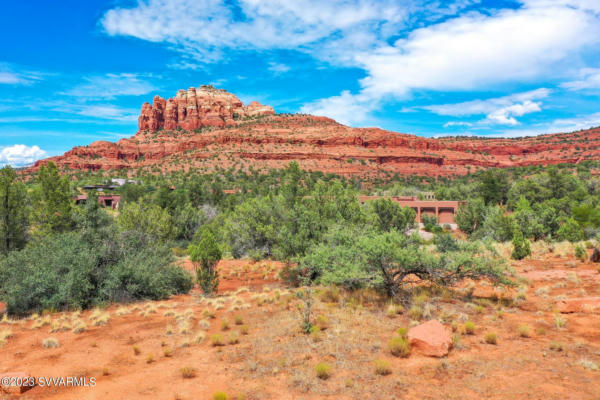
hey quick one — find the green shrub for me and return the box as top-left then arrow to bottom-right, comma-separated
315,362 -> 332,379
574,245 -> 586,261
484,332 -> 498,344
374,359 -> 392,375
389,336 -> 411,357
511,229 -> 531,260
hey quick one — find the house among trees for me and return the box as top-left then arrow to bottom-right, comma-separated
359,196 -> 465,229
75,194 -> 121,209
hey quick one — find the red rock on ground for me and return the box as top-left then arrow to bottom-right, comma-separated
556,297 -> 600,313
0,301 -> 6,315
407,320 -> 453,357
0,372 -> 35,394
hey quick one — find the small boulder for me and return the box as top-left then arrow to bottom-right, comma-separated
590,248 -> 600,263
0,372 -> 35,394
0,302 -> 6,316
407,320 -> 453,357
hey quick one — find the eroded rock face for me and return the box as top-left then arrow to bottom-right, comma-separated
407,320 -> 453,357
138,85 -> 275,132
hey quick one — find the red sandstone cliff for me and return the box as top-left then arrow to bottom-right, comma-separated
138,85 -> 274,132
29,87 -> 600,177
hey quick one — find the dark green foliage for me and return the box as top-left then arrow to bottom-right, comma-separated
479,169 -> 510,205
574,244 -> 586,260
0,230 -> 193,315
369,198 -> 416,232
433,232 -> 460,253
297,227 -> 509,298
511,229 -> 531,260
189,230 -> 222,294
556,217 -> 585,242
32,162 -> 73,233
456,198 -> 486,234
0,166 -> 29,254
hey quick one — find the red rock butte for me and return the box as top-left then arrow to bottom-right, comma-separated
29,86 -> 600,177
138,85 -> 275,131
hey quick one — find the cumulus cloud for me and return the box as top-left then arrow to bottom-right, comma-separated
0,145 -> 47,167
63,73 -> 157,99
100,0 -> 600,126
561,68 -> 600,91
423,88 -> 550,126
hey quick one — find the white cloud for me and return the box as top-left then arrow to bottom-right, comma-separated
0,63 -> 44,85
424,88 -> 550,125
443,121 -> 473,128
561,68 -> 600,91
100,0 -> 600,127
300,90 -> 377,125
267,62 -> 290,75
63,73 -> 157,99
0,145 -> 47,167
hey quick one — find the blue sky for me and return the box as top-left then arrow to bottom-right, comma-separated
1,0 -> 600,166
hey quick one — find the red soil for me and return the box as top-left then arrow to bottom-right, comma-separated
1,256 -> 599,399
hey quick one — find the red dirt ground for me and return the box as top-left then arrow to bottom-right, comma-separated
1,255 -> 599,399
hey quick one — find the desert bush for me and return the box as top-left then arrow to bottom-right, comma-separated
180,367 -> 197,378
374,359 -> 392,375
213,392 -> 228,400
133,345 -> 141,355
464,321 -> 475,335
42,337 -> 60,349
315,362 -> 332,380
189,230 -> 222,295
210,334 -> 225,346
0,231 -> 193,315
484,332 -> 498,344
389,336 -> 411,357
518,324 -> 531,338
574,244 -> 587,261
511,229 -> 531,260
234,315 -> 243,325
549,342 -> 565,352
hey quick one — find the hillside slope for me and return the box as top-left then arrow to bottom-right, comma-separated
31,86 -> 600,177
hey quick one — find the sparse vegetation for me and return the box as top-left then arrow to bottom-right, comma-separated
484,332 -> 498,345
389,336 -> 411,357
42,337 -> 60,348
315,362 -> 332,380
374,359 -> 392,375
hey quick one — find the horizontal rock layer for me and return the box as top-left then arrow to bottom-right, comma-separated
28,87 -> 600,177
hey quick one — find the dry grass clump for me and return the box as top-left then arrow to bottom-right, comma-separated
193,332 -> 206,344
484,332 -> 498,345
389,336 -> 411,357
549,342 -> 565,352
234,315 -> 244,325
319,287 -> 341,303
227,332 -> 240,345
72,319 -> 87,333
198,319 -> 211,330
203,310 -> 216,319
132,345 -> 141,355
1,328 -> 14,342
221,320 -> 230,331
42,337 -> 60,348
32,315 -> 51,329
315,315 -> 329,330
464,321 -> 476,335
165,324 -> 175,336
374,359 -> 392,376
178,320 -> 191,334
315,362 -> 332,380
240,325 -> 249,335
163,348 -> 174,357
115,306 -> 131,316
578,359 -> 599,371
210,334 -> 225,346
408,305 -> 423,320
146,353 -> 155,364
91,312 -> 110,326
554,314 -> 567,329
213,391 -> 228,400
518,324 -> 532,338
180,366 -> 197,379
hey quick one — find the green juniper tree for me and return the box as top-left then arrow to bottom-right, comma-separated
0,166 -> 29,254
188,229 -> 222,295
